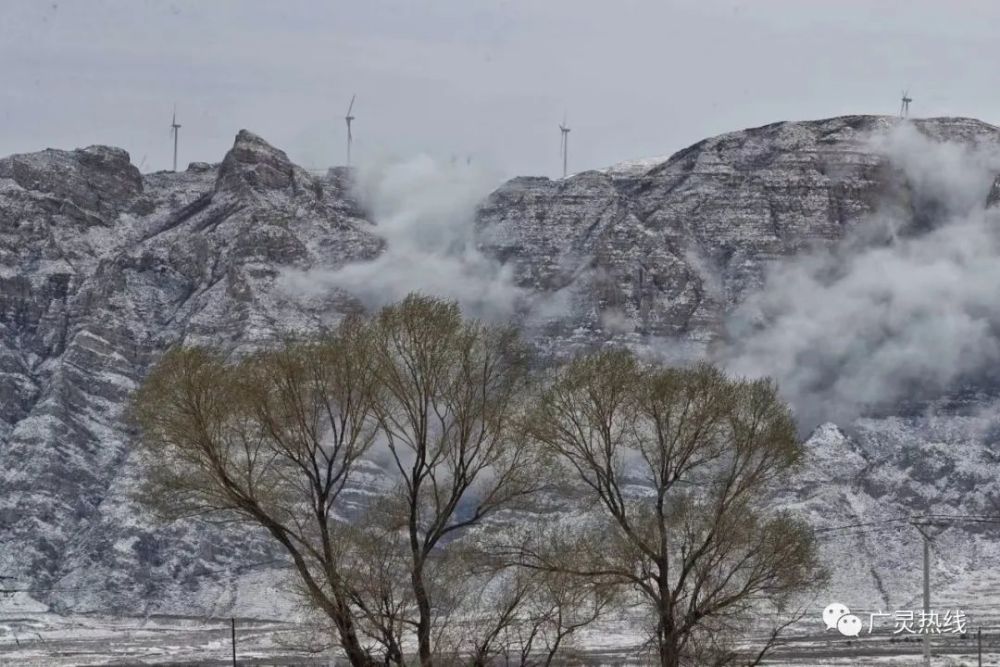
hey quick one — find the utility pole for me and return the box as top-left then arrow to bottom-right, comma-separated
978,626 -> 983,667
231,617 -> 237,666
922,530 -> 930,667
912,521 -> 939,667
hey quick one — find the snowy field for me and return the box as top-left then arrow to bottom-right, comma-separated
4,565 -> 1000,665
0,612 -> 646,666
0,613 -> 339,666
2,613 -> 1000,666
4,577 -> 1000,667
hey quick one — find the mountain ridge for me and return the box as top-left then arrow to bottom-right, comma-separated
1,115 -> 1000,619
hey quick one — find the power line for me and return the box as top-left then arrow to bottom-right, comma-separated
814,518 -> 912,534
815,514 -> 1000,535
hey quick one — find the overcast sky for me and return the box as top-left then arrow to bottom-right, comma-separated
2,0 -> 998,178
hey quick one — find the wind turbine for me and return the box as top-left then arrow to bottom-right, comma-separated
345,94 -> 356,166
559,114 -> 571,179
170,107 -> 181,172
900,90 -> 912,118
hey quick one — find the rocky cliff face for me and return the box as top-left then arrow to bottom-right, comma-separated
478,116 -> 999,350
0,131 -> 384,614
2,116 -> 1000,619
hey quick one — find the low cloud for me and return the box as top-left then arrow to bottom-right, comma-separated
282,154 -> 526,319
723,123 -> 1000,428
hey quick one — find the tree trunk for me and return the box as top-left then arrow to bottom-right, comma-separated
656,591 -> 680,667
658,630 -> 681,667
412,566 -> 434,666
262,520 -> 375,667
332,596 -> 378,667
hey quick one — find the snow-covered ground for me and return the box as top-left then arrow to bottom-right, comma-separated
0,612 -> 337,666
3,611 -> 1000,665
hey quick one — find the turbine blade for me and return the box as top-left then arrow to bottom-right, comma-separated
347,93 -> 356,116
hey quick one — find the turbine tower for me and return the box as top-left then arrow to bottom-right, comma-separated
345,94 -> 356,166
170,107 -> 181,172
559,114 -> 571,179
900,90 -> 912,118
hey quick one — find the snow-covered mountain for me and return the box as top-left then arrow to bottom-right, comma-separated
3,116 -> 1000,622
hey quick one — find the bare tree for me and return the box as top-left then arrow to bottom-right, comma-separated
138,297 -> 808,666
132,316 -> 381,667
360,294 -> 549,666
134,295 -> 561,666
496,567 -> 614,667
338,514 -> 413,665
517,349 -> 825,667
425,543 -> 612,667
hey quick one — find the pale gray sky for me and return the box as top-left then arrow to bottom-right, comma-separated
2,0 -> 998,178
